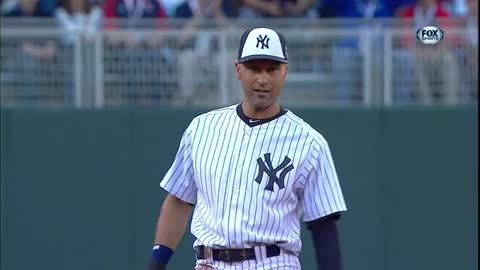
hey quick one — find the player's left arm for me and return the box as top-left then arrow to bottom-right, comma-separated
306,213 -> 343,270
300,137 -> 347,270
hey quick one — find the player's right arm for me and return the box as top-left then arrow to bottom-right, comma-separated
153,194 -> 193,248
148,120 -> 198,270
148,194 -> 193,270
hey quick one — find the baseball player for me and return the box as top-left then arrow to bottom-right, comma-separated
147,27 -> 347,270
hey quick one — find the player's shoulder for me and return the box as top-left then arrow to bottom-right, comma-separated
194,104 -> 237,120
187,104 -> 237,128
284,109 -> 329,147
180,105 -> 237,140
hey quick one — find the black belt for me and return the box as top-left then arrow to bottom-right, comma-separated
196,245 -> 281,263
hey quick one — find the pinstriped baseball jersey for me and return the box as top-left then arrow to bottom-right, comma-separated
160,103 -> 347,255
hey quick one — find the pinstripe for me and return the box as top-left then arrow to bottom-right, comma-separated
195,115 -> 220,245
263,119 -> 290,242
206,111 -> 231,245
245,121 -> 268,247
270,122 -> 293,241
232,123 -> 257,248
212,110 -> 237,245
224,120 -> 245,247
255,119 -> 279,243
160,105 -> 347,269
249,120 -> 272,244
201,114 -> 223,244
222,115 -> 243,246
282,123 -> 302,223
321,142 -> 345,210
260,118 -> 285,243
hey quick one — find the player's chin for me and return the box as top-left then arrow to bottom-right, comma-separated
252,98 -> 275,110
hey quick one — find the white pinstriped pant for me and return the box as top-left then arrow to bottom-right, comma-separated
194,246 -> 301,270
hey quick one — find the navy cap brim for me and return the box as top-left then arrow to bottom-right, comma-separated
238,54 -> 288,64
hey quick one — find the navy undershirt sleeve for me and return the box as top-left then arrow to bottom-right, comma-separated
306,213 -> 342,270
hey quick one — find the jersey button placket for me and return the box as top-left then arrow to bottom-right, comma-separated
228,137 -> 247,247
234,142 -> 248,196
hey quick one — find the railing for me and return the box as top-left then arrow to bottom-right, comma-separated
1,18 -> 477,108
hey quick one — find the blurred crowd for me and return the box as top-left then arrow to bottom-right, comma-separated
0,0 -> 477,106
0,0 -> 477,26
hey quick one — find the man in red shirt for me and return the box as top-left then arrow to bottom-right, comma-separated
397,0 -> 449,22
103,0 -> 168,45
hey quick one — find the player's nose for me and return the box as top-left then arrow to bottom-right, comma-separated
255,70 -> 269,84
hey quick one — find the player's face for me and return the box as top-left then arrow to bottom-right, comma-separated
235,59 -> 288,111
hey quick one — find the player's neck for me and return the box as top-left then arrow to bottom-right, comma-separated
241,102 -> 281,119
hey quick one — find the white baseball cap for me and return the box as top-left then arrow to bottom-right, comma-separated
237,27 -> 288,64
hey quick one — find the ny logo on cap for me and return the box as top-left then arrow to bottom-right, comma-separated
255,153 -> 294,191
256,34 -> 270,49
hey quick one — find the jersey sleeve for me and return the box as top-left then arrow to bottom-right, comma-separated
300,140 -> 347,222
160,121 -> 197,204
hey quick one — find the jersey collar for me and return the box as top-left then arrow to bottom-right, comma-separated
236,103 -> 288,127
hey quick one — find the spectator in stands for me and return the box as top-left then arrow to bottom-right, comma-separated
442,0 -> 469,16
103,0 -> 167,19
358,0 -> 394,17
1,0 -> 55,17
453,0 -> 478,100
464,0 -> 477,46
103,0 -> 174,105
238,0 -> 316,18
175,0 -> 224,17
397,0 -> 450,27
103,0 -> 167,45
54,0 -> 102,104
318,0 -> 394,18
465,0 -> 478,98
315,0 -> 416,18
159,0 -> 185,16
388,0 -> 416,15
55,0 -> 103,45
3,0 -> 56,59
174,0 -> 228,105
2,0 -> 57,103
220,0 -> 241,17
394,0 -> 459,104
174,0 -> 227,46
320,0 -> 393,103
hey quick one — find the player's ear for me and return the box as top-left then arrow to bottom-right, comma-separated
235,62 -> 241,79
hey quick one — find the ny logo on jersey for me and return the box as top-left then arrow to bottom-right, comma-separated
256,35 -> 270,49
255,153 -> 294,191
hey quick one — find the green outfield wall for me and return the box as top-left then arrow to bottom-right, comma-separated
0,106 -> 477,270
